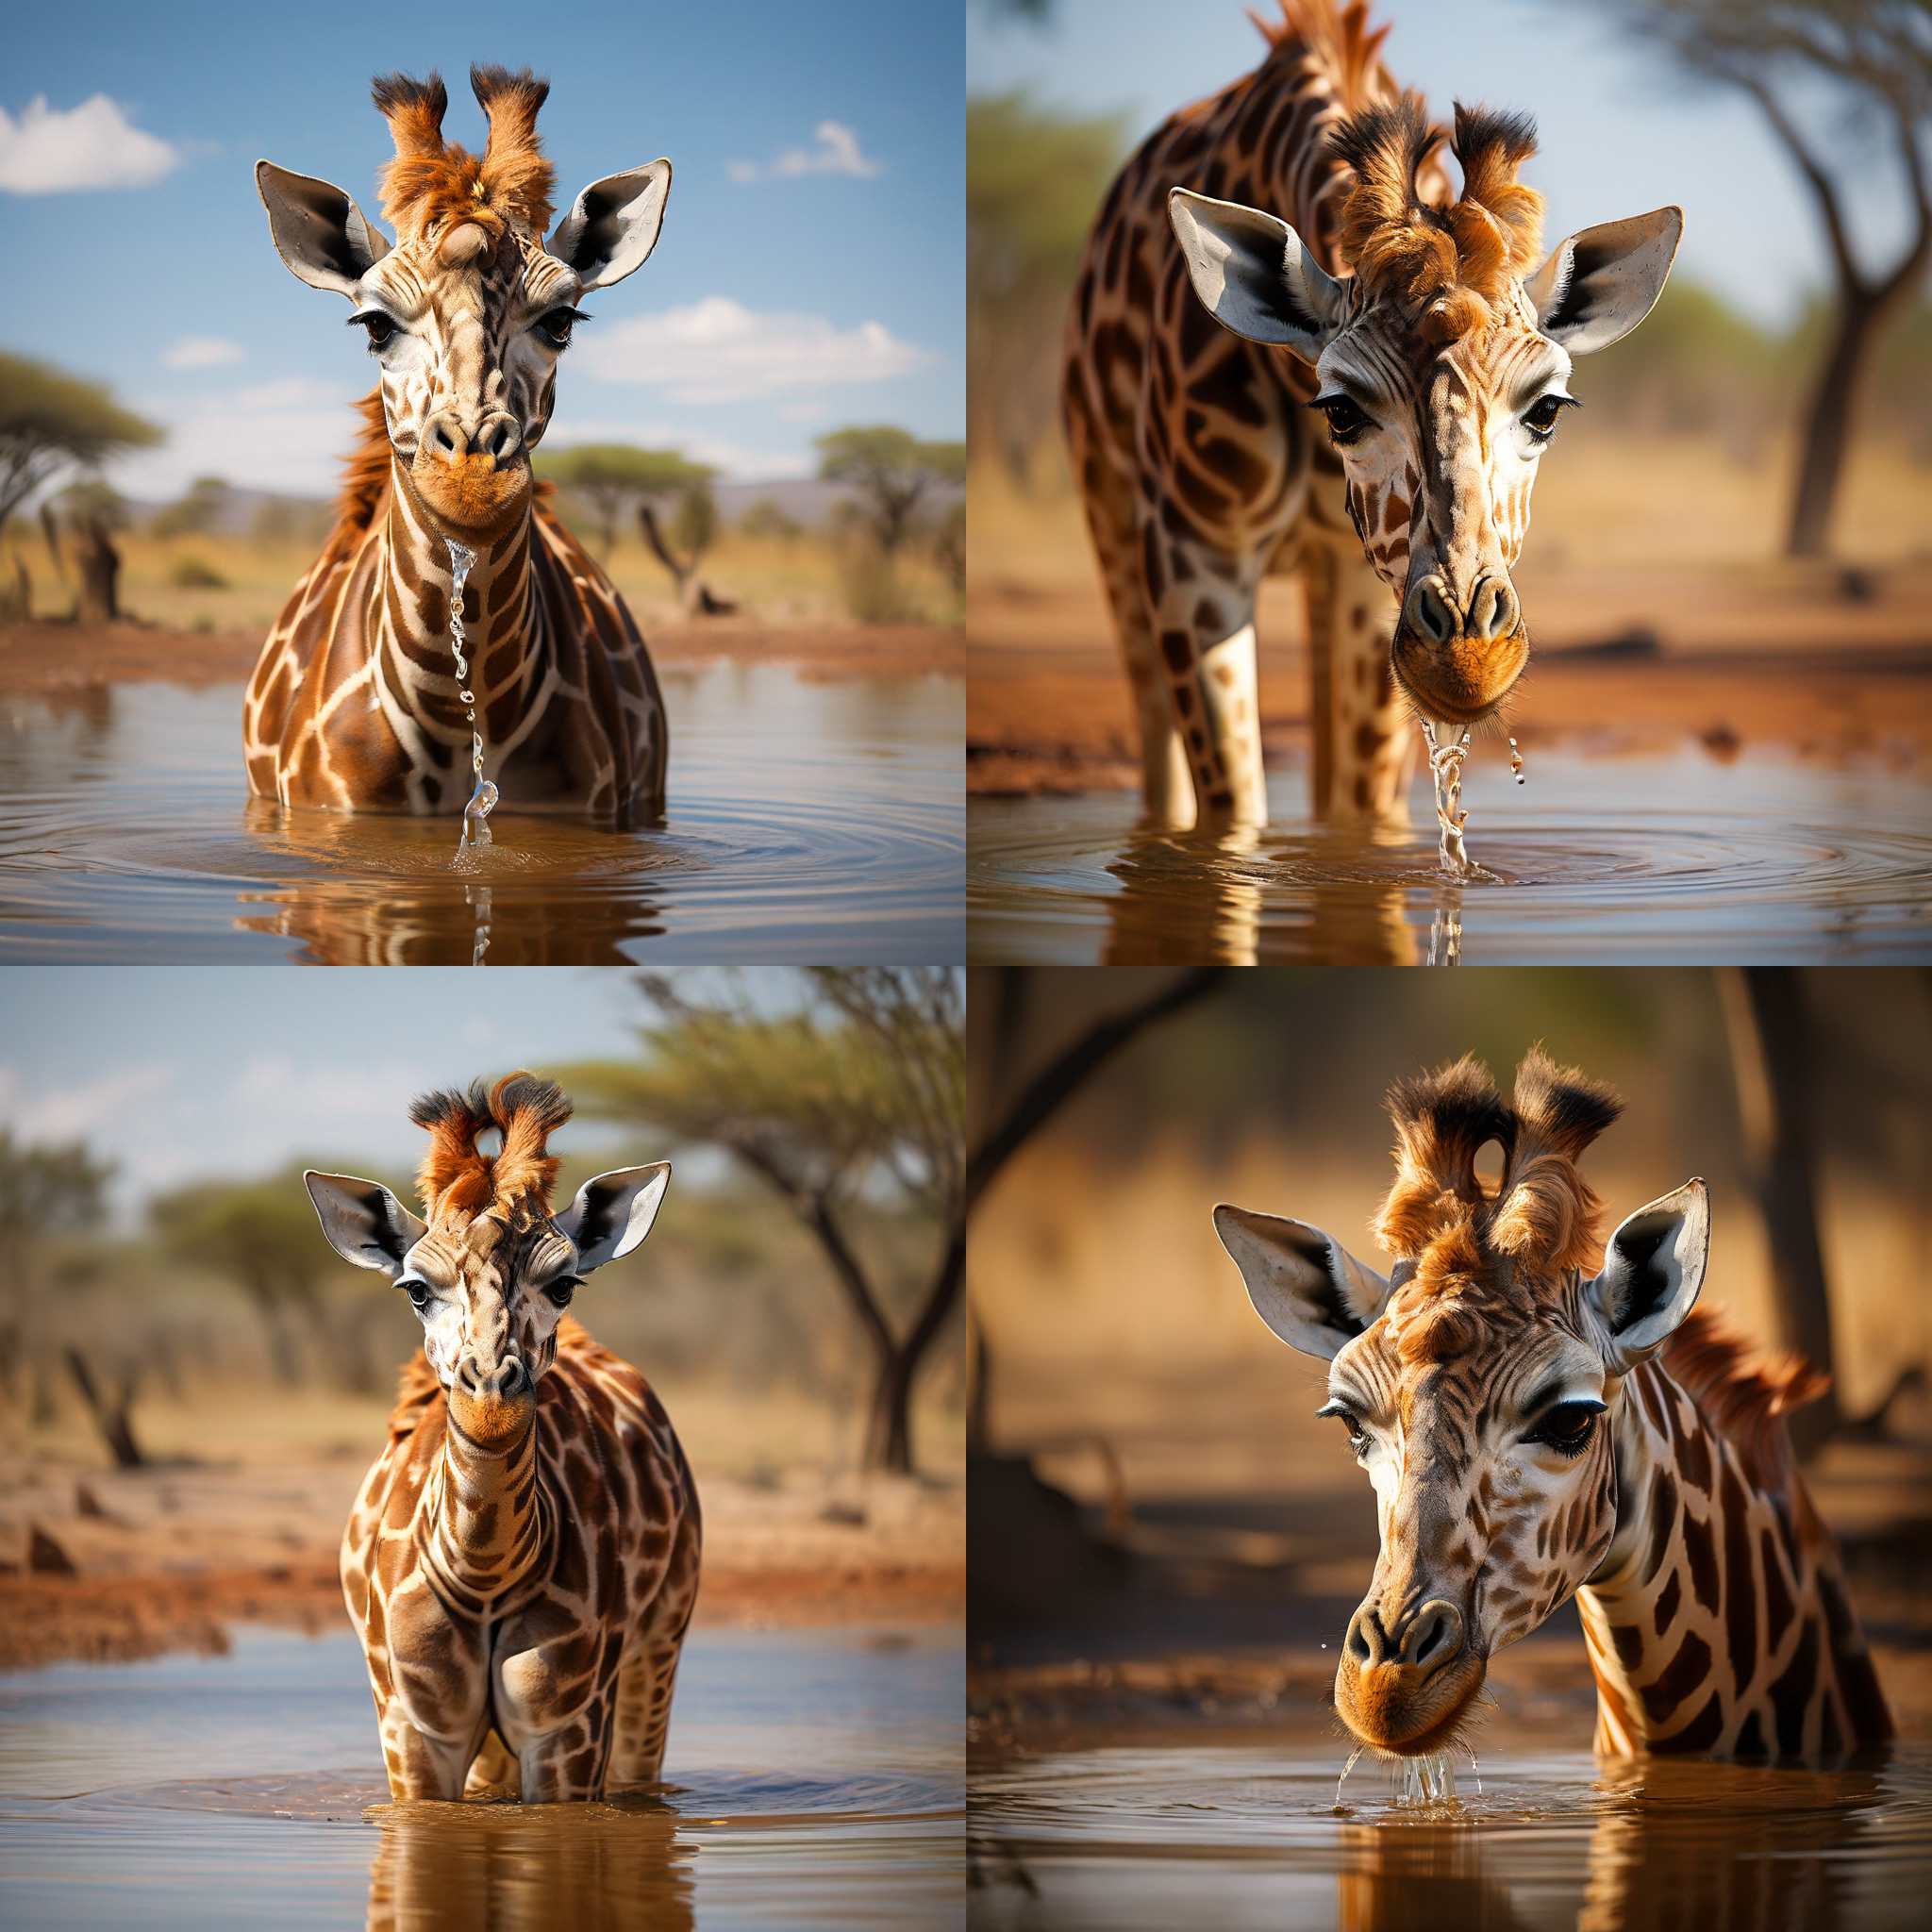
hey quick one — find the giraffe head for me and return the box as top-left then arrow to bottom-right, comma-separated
256,67 -> 671,539
305,1073 -> 670,1449
1214,1048 -> 1710,1757
1172,97 -> 1680,728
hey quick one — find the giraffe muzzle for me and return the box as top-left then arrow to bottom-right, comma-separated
1335,1595 -> 1485,1754
449,1352 -> 535,1447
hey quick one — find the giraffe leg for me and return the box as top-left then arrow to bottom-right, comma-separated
1304,537 -> 1414,824
512,1698 -> 618,1805
462,1727 -> 517,1797
1143,529 -> 1268,826
608,1639 -> 688,1788
377,1704 -> 474,1802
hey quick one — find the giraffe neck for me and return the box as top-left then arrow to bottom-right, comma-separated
424,1406 -> 551,1617
1575,1353 -> 1890,1758
375,461 -> 547,776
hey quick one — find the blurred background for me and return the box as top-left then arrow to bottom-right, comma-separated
0,0 -> 963,647
0,965 -> 965,1665
966,0 -> 1932,791
966,967 -> 1931,1740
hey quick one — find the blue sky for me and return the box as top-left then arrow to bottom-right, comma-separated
1,0 -> 961,499
969,0 -> 1917,332
0,968 -> 774,1216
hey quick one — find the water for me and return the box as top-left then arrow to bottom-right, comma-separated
0,1624 -> 963,1929
441,536 -> 498,853
0,664 -> 961,963
970,1728 -> 1932,1930
969,749 -> 1932,963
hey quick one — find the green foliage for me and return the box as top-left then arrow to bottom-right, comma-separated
149,1170 -> 331,1301
168,556 -> 228,589
967,92 -> 1127,482
736,497 -> 803,542
542,443 -> 718,556
0,1130 -> 114,1256
150,475 -> 232,540
816,425 -> 966,557
0,352 -> 161,534
57,477 -> 128,530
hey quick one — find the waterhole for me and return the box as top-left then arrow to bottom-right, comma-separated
968,748 -> 1932,964
0,663 -> 961,964
0,1625 -> 964,1930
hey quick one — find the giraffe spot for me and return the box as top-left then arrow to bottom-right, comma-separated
1640,1627 -> 1711,1724
1734,1707 -> 1768,1758
1721,1457 -> 1758,1688
1160,629 -> 1192,674
1354,723 -> 1382,759
1642,1470 -> 1678,1584
1677,1411 -> 1712,1493
1667,1688 -> 1726,1753
1818,1566 -> 1891,1744
1768,1616 -> 1820,1757
1211,659 -> 1237,688
1174,683 -> 1195,720
1610,1622 -> 1644,1673
1652,1568 -> 1682,1638
1383,494 -> 1409,535
1682,1506 -> 1721,1615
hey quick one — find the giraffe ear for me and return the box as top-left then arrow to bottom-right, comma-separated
547,160 -> 672,292
558,1162 -> 671,1273
304,1172 -> 425,1276
1526,207 -> 1682,356
1167,188 -> 1344,361
1587,1179 -> 1709,1370
1213,1206 -> 1391,1360
256,161 -> 390,298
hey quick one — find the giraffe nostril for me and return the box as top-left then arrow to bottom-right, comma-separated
425,412 -> 468,464
1403,577 -> 1457,645
1344,1605 -> 1382,1666
1399,1598 -> 1465,1677
1468,574 -> 1519,641
473,415 -> 522,466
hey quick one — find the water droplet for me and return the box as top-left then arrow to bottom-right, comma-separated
1508,734 -> 1525,787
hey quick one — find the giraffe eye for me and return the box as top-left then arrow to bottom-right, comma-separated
348,311 -> 398,352
1317,1399 -> 1369,1456
1524,394 -> 1576,442
542,1275 -> 581,1309
1527,1399 -> 1604,1456
1312,393 -> 1370,444
535,307 -> 590,350
398,1275 -> 433,1312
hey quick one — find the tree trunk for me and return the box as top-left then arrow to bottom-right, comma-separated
1716,968 -> 1839,1456
862,1340 -> 918,1474
64,1347 -> 146,1470
1785,293 -> 1884,559
73,519 -> 121,623
0,554 -> 28,624
638,504 -> 735,616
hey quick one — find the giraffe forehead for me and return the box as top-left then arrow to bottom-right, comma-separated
1347,1309 -> 1600,1417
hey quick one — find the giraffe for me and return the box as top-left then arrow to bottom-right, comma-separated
1213,1047 -> 1891,1761
249,67 -> 671,825
1064,0 -> 1680,828
306,1072 -> 702,1803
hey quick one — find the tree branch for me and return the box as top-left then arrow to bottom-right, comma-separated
967,968 -> 1224,1215
1732,67 -> 1866,293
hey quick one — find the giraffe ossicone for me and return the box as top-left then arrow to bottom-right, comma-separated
246,66 -> 671,826
308,1072 -> 700,1803
1215,1045 -> 1891,1763
1066,1 -> 1680,832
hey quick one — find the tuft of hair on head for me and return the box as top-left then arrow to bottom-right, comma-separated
488,1070 -> 573,1208
469,63 -> 556,233
1253,2 -> 1396,111
371,70 -> 449,160
1374,1053 -> 1514,1257
1448,103 -> 1543,291
409,1077 -> 493,1218
1490,1045 -> 1622,1275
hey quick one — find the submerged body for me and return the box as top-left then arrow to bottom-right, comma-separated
342,1319 -> 700,1801
1216,1048 -> 1889,1764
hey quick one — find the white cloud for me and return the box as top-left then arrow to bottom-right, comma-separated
726,121 -> 880,184
579,296 -> 934,405
162,336 -> 245,372
0,93 -> 180,194
0,1063 -> 176,1143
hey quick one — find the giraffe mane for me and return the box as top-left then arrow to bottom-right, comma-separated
1251,0 -> 1396,109
1374,1046 -> 1622,1277
371,64 -> 556,239
1327,93 -> 1546,343
1661,1304 -> 1830,1512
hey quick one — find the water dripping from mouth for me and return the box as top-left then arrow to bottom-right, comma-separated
1507,735 -> 1525,786
1420,718 -> 1475,877
445,537 -> 499,856
1335,1745 -> 1365,1808
1390,1750 -> 1457,1808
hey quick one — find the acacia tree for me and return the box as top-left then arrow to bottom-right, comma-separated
1602,0 -> 1932,556
0,353 -> 159,544
563,969 -> 965,1474
816,426 -> 967,556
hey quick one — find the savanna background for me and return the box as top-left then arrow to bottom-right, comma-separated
0,967 -> 966,1669
967,968 -> 1932,1752
966,0 -> 1932,793
0,0 -> 964,703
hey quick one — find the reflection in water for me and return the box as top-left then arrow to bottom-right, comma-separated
367,1796 -> 693,1932
0,665 -> 962,963
970,750 -> 1932,965
970,1740 -> 1932,1932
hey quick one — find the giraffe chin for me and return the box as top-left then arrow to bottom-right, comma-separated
1391,627 -> 1530,727
448,1386 -> 536,1451
1334,1652 -> 1488,1757
409,454 -> 533,540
